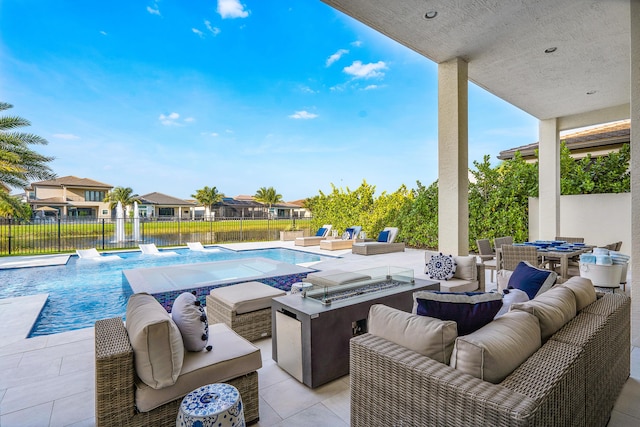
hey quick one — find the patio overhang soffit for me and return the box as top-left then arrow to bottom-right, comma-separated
321,0 -> 631,126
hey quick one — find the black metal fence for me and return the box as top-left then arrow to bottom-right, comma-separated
0,217 -> 313,256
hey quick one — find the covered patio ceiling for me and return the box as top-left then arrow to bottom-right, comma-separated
321,0 -> 630,124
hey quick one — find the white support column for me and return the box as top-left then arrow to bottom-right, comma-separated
538,119 -> 560,240
630,0 -> 640,347
438,58 -> 469,256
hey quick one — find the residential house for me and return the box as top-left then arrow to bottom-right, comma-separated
27,176 -> 113,219
498,119 -> 630,162
138,192 -> 196,219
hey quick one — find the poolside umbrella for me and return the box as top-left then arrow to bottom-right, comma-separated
133,201 -> 140,242
115,201 -> 126,243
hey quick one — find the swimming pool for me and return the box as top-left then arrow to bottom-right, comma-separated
0,247 -> 328,337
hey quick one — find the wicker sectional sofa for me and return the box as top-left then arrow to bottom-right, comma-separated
350,283 -> 630,426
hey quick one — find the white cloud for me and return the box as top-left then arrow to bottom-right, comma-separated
326,49 -> 349,67
147,5 -> 160,16
159,112 -> 181,126
205,20 -> 221,36
289,111 -> 318,120
217,0 -> 249,19
184,117 -> 195,123
343,60 -> 387,79
364,84 -> 379,90
52,133 -> 80,140
299,85 -> 316,94
351,40 -> 363,47
192,28 -> 204,38
99,31 -> 108,36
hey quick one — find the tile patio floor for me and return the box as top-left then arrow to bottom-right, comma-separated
0,241 -> 639,426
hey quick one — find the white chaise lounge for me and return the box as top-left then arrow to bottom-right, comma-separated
76,248 -> 122,261
139,243 -> 178,256
187,242 -> 220,252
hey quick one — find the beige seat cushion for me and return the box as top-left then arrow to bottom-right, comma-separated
135,323 -> 262,412
305,270 -> 371,287
450,310 -> 541,383
126,293 -> 184,389
510,286 -> 577,341
208,281 -> 286,314
438,279 -> 479,293
368,304 -> 457,364
560,276 -> 597,311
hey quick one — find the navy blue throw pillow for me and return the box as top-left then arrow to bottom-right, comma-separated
315,227 -> 326,237
416,291 -> 503,335
507,261 -> 556,300
377,230 -> 390,242
344,227 -> 355,239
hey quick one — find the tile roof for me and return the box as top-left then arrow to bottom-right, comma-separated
139,192 -> 196,206
30,176 -> 113,188
498,120 -> 630,160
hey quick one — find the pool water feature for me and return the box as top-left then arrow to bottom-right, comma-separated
0,247 -> 328,337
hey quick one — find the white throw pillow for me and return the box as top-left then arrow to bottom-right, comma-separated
368,304 -> 457,364
171,292 -> 210,352
494,288 -> 530,318
126,293 -> 184,389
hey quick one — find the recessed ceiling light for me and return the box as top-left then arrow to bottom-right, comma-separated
424,10 -> 438,19
586,90 -> 597,95
544,47 -> 557,54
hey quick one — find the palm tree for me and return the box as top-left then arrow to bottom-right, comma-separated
254,186 -> 283,218
103,186 -> 140,210
0,102 -> 55,217
191,186 -> 224,220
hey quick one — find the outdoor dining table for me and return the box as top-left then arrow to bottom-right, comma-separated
495,245 -> 595,283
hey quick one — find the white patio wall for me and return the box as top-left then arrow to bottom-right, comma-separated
529,193 -> 631,252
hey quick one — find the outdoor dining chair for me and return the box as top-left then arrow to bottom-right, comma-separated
476,239 -> 497,281
500,244 -> 540,271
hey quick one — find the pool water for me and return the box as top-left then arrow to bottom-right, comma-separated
0,247 -> 326,337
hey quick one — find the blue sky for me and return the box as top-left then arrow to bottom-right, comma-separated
1,0 -> 538,201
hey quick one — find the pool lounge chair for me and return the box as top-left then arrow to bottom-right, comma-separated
187,242 -> 220,252
352,227 -> 405,255
76,248 -> 122,261
294,224 -> 332,246
139,243 -> 178,256
320,226 -> 362,251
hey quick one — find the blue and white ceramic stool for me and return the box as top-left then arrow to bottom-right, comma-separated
176,383 -> 245,427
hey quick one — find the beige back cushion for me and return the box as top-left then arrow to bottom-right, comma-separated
561,276 -> 597,311
126,293 -> 184,389
450,310 -> 541,383
369,304 -> 457,364
453,255 -> 477,281
510,286 -> 577,341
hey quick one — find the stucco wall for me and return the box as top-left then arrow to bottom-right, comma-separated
529,193 -> 631,250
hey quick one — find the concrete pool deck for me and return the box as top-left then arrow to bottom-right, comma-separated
1,241 -> 639,426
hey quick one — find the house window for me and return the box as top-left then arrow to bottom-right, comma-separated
158,207 -> 174,216
85,191 -> 105,202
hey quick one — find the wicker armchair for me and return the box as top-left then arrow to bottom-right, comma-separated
95,317 -> 260,427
